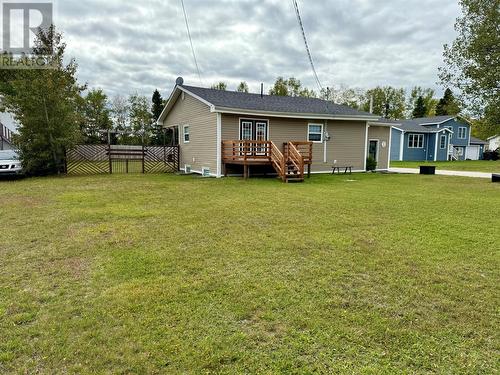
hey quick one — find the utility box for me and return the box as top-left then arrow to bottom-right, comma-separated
420,165 -> 436,175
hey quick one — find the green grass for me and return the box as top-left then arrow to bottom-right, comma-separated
391,160 -> 500,173
1,173 -> 499,373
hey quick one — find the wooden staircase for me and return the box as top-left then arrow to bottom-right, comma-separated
270,141 -> 306,182
222,140 -> 312,182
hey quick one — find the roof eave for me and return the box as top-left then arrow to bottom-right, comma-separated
212,106 -> 379,121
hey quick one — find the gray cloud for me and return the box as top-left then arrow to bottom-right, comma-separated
55,0 -> 461,99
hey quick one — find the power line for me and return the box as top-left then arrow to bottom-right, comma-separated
180,0 -> 203,86
291,0 -> 323,92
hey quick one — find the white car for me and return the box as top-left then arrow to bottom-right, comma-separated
0,150 -> 23,176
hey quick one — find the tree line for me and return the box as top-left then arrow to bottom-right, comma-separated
0,27 -> 169,175
211,78 -> 461,121
0,0 -> 496,176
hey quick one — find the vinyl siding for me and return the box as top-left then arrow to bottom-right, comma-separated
403,133 -> 428,161
438,118 -> 470,147
367,126 -> 391,169
221,114 -> 369,172
164,92 -> 217,174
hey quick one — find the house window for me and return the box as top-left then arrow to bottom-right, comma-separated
440,135 -> 446,149
408,134 -> 424,148
458,127 -> 467,139
183,125 -> 190,143
308,124 -> 323,142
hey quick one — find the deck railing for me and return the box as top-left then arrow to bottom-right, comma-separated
270,141 -> 285,180
287,142 -> 304,179
222,140 -> 272,162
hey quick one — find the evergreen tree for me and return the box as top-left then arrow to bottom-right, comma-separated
407,87 -> 437,117
151,89 -> 166,145
0,26 -> 85,175
151,89 -> 163,120
412,96 -> 427,118
435,88 -> 460,116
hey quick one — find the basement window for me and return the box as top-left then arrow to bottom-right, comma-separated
308,124 -> 323,143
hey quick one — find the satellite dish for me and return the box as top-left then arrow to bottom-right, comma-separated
176,77 -> 184,86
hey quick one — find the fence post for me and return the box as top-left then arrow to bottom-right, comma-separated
107,130 -> 112,174
142,134 -> 145,174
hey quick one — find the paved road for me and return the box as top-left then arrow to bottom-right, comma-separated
389,168 -> 492,179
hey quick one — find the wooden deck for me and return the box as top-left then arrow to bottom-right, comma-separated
222,140 -> 313,181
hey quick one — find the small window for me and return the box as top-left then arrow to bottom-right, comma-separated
440,135 -> 446,149
183,125 -> 190,143
202,167 -> 210,177
308,124 -> 323,142
408,134 -> 424,148
458,127 -> 467,139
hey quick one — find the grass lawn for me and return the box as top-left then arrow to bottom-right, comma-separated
391,160 -> 500,173
1,173 -> 499,373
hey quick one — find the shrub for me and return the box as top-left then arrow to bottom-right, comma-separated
366,156 -> 377,171
483,149 -> 499,161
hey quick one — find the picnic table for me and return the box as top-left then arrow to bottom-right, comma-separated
332,166 -> 353,174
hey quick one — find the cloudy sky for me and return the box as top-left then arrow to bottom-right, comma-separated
55,0 -> 461,99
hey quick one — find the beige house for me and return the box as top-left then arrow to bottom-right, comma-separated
157,78 -> 392,181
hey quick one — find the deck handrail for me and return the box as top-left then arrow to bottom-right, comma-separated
287,142 -> 304,178
222,140 -> 272,162
270,141 -> 285,179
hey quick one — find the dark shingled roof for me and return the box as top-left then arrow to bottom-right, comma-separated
392,116 -> 456,133
181,85 -> 376,118
470,136 -> 487,145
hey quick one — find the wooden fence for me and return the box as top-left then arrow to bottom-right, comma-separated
66,144 -> 179,175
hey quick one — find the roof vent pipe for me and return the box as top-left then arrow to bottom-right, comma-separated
369,95 -> 374,114
261,83 -> 263,98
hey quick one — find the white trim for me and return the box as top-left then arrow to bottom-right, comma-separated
214,107 -> 378,121
368,139 -> 380,162
439,134 -> 447,150
178,86 -> 215,109
238,117 -> 270,140
182,124 -> 190,143
458,126 -> 467,139
391,126 -> 404,132
307,123 -> 324,143
419,117 -> 455,126
399,131 -> 404,161
216,113 -> 222,178
363,123 -> 369,170
387,126 -> 392,169
157,86 -> 215,125
367,121 -> 397,127
408,133 -> 424,148
323,121 -> 327,163
434,133 -> 438,161
180,167 -> 218,177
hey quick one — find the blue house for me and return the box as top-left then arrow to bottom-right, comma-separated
390,116 -> 485,161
